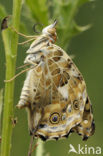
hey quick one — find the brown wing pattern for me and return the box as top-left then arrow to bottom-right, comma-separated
72,97 -> 95,140
18,44 -> 94,141
17,42 -> 95,141
17,21 -> 95,141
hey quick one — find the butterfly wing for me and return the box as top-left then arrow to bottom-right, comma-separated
17,43 -> 95,141
72,96 -> 95,140
24,44 -> 95,141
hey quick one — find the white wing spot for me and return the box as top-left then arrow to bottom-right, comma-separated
58,84 -> 69,99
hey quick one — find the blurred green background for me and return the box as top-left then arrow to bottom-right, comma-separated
0,0 -> 103,156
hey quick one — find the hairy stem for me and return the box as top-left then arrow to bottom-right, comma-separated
0,0 -> 22,155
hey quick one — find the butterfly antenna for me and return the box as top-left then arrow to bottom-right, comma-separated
33,22 -> 43,33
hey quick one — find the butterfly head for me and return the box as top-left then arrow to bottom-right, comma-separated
42,20 -> 57,42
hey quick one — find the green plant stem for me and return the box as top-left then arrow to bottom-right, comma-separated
0,0 -> 22,156
36,139 -> 44,156
0,89 -> 3,135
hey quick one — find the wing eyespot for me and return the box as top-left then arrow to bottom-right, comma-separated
73,100 -> 79,110
49,112 -> 60,124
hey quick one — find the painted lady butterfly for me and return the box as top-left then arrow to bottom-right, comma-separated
17,21 -> 95,141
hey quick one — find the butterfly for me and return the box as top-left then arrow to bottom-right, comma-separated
17,20 -> 95,141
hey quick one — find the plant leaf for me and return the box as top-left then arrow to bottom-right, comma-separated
25,0 -> 49,25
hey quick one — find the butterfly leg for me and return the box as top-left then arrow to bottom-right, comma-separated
10,26 -> 36,38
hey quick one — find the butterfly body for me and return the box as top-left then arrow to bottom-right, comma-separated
17,21 -> 95,141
